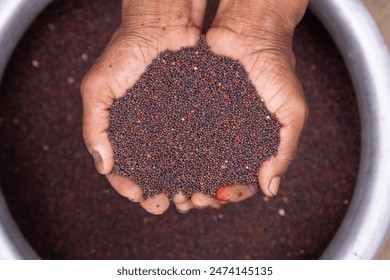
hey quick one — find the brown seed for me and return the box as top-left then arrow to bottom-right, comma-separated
108,36 -> 281,199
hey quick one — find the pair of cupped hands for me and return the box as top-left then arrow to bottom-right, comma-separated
81,0 -> 309,214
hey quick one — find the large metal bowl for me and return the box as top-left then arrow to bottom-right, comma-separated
1,0 -> 390,259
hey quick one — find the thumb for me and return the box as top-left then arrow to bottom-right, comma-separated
258,101 -> 307,197
81,75 -> 116,175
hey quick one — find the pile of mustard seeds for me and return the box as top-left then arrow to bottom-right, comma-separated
108,36 -> 281,199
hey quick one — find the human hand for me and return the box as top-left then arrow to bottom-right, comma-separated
82,0 -> 308,214
81,0 -> 207,214
198,0 -> 309,206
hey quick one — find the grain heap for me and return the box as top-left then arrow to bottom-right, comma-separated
108,36 -> 281,199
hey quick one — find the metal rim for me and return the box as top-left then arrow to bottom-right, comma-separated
310,0 -> 390,259
1,0 -> 390,259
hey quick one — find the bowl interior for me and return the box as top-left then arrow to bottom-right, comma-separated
0,0 -> 360,259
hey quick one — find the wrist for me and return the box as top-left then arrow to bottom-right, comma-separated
212,0 -> 308,38
121,0 -> 206,31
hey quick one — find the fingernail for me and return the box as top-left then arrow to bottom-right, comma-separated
92,151 -> 104,173
216,185 -> 232,203
177,208 -> 191,214
268,176 -> 281,196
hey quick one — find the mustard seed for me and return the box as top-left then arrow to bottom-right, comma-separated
108,36 -> 281,199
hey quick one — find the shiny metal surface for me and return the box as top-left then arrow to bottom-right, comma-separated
0,0 -> 390,259
0,0 -> 52,81
0,185 -> 39,259
0,0 -> 52,259
310,0 -> 390,259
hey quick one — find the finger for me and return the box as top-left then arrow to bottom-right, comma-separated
173,192 -> 194,213
191,193 -> 221,209
175,201 -> 194,214
172,192 -> 188,204
106,173 -> 143,202
140,193 -> 170,215
81,74 -> 116,175
216,184 -> 258,203
258,95 -> 307,197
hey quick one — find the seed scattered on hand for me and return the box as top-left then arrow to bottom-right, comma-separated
108,36 -> 281,199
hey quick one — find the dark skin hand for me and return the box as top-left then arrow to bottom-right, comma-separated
198,0 -> 309,207
81,0 -> 308,214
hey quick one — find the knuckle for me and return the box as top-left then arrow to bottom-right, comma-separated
284,148 -> 298,163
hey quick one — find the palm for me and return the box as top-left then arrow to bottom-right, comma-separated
206,26 -> 307,197
85,26 -> 202,101
81,26 -> 203,214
